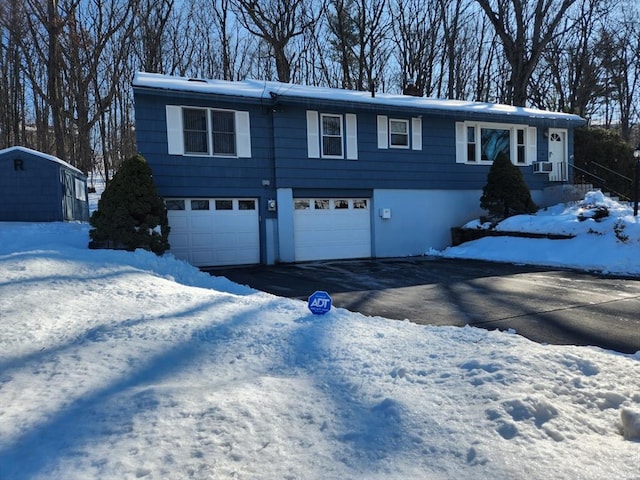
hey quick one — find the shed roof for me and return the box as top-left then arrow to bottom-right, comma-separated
133,71 -> 586,124
0,146 -> 84,175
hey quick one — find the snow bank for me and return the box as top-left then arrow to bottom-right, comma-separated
440,191 -> 640,276
1,192 -> 639,479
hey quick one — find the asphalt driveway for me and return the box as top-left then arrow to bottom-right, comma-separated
207,257 -> 640,354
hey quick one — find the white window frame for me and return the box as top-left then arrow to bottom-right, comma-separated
307,110 -> 358,160
182,107 -> 210,155
321,113 -> 344,158
74,178 -> 86,201
166,105 -> 251,158
455,121 -> 536,166
389,118 -> 410,149
377,115 -> 422,150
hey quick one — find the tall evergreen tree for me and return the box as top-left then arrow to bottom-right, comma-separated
89,154 -> 170,254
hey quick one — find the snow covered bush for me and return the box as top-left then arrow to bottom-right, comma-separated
89,154 -> 170,255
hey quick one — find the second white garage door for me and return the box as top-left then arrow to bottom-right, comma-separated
293,198 -> 371,262
167,198 -> 260,267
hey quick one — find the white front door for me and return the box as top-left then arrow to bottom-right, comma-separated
548,129 -> 568,181
293,198 -> 371,262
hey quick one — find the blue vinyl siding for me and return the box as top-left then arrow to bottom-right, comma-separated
134,92 -> 274,200
135,86 -> 582,197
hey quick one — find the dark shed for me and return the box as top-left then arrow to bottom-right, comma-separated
0,146 -> 89,222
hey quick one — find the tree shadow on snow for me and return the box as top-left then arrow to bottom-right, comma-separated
0,298 -> 273,479
286,314 -> 410,472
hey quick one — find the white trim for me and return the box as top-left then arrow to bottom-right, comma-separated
389,118 -> 410,149
345,113 -> 358,160
167,105 -> 252,158
377,115 -> 388,149
166,105 -> 184,155
411,117 -> 422,151
320,113 -> 344,159
455,120 -> 536,166
235,111 -> 252,158
306,110 -> 320,158
526,126 -> 537,164
455,122 -> 467,163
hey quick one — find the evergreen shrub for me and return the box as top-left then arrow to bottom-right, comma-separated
89,154 -> 169,254
480,152 -> 537,221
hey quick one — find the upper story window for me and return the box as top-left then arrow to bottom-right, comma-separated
377,115 -> 422,151
183,108 -> 209,154
456,121 -> 536,166
389,119 -> 410,148
306,110 -> 358,160
211,110 -> 236,155
166,105 -> 251,158
321,114 -> 343,157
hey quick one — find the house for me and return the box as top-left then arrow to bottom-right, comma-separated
0,146 -> 89,223
132,72 -> 586,267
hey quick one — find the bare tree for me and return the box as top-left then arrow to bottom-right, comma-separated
475,0 -> 579,106
597,15 -> 640,141
0,0 -> 28,148
529,0 -> 615,118
232,0 -> 320,83
391,0 -> 442,97
327,0 -> 391,92
134,0 -> 174,73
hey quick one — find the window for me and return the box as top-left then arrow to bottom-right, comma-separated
166,105 -> 251,157
215,200 -> 233,210
480,127 -> 510,161
353,199 -> 368,209
74,178 -> 86,201
334,199 -> 349,209
183,108 -> 209,154
295,199 -> 310,210
467,126 -> 476,162
166,199 -> 185,210
456,122 -> 536,166
377,115 -> 422,150
211,110 -> 236,155
191,199 -> 210,210
389,119 -> 409,148
314,199 -> 330,209
516,128 -> 526,164
306,111 -> 358,159
321,114 -> 343,157
238,200 -> 256,210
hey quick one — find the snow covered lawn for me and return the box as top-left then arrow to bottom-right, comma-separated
1,192 -> 639,479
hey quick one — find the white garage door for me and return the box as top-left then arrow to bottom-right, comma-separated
166,198 -> 260,267
293,198 -> 371,262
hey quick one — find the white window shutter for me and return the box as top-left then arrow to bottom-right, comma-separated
346,113 -> 358,160
526,126 -> 537,164
235,111 -> 252,158
411,117 -> 422,150
306,110 -> 320,158
377,115 -> 388,149
166,105 -> 184,155
455,122 -> 467,163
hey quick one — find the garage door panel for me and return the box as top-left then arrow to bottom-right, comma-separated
293,198 -> 371,262
167,198 -> 259,267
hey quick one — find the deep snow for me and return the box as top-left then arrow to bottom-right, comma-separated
0,191 -> 639,479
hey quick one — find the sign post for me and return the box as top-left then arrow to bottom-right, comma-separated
308,290 -> 332,315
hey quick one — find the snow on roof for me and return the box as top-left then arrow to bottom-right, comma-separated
0,146 -> 84,175
133,71 -> 585,123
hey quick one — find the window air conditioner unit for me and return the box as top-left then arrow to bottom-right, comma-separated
533,162 -> 553,173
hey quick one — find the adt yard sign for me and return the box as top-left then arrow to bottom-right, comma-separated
308,290 -> 332,315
